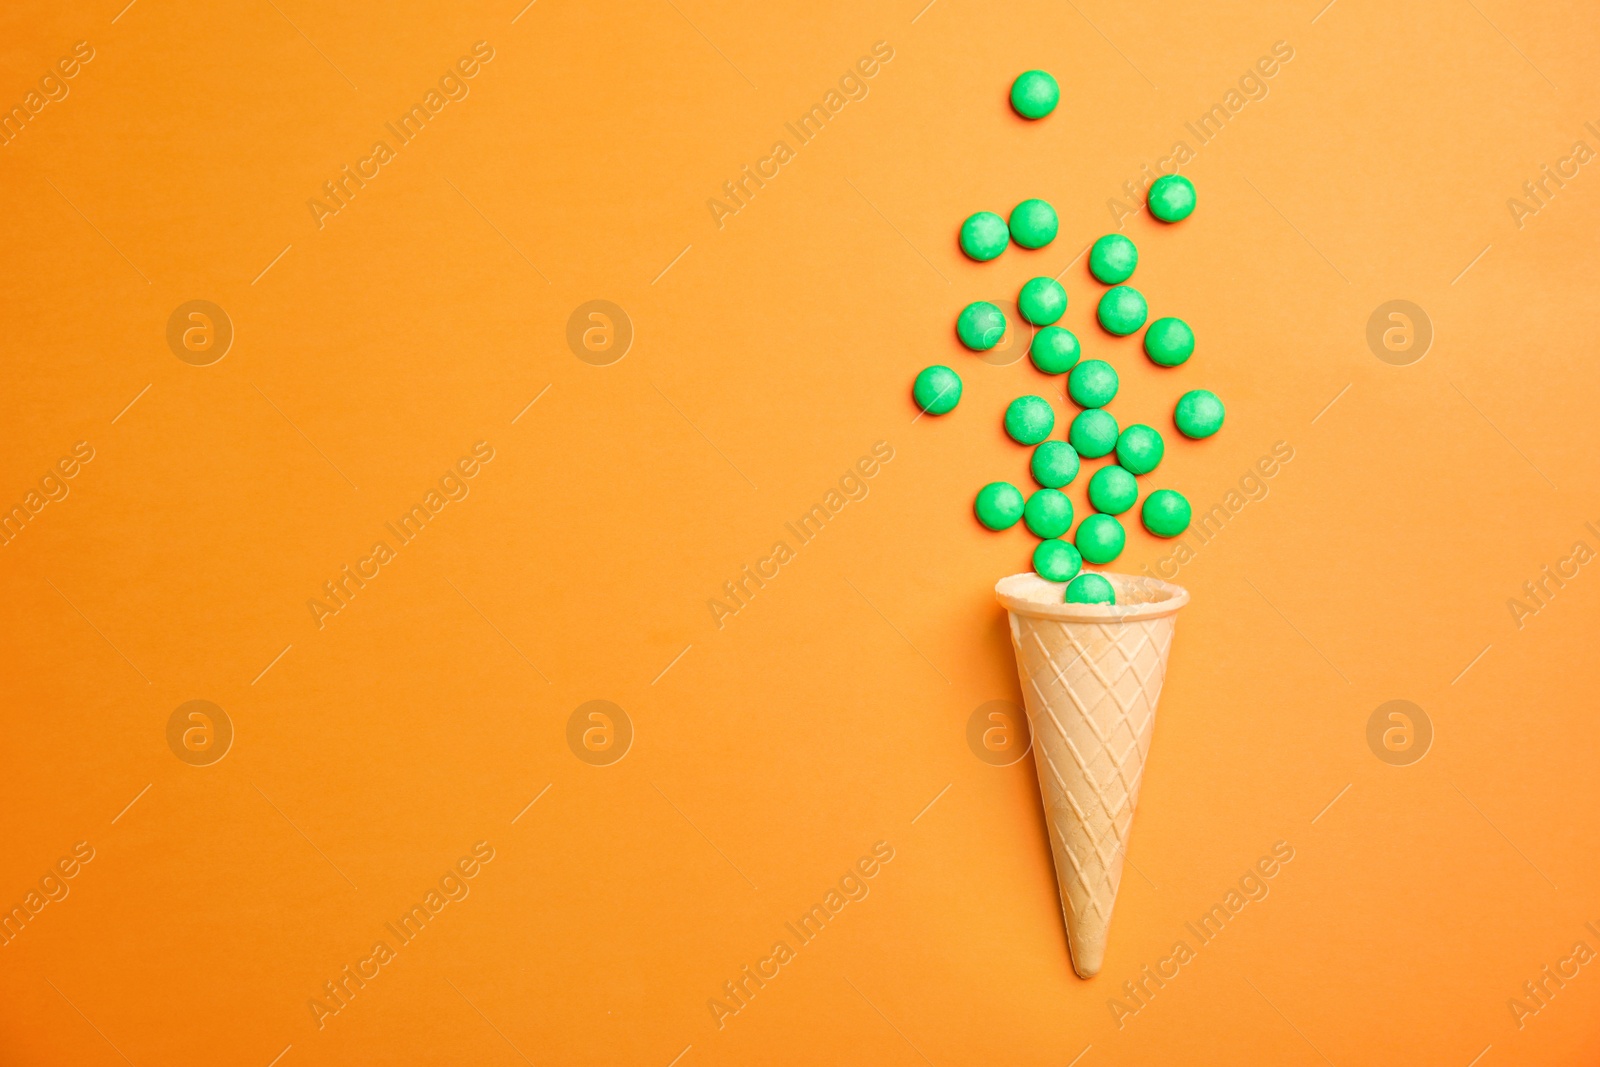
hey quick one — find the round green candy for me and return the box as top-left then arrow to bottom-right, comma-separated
1174,389 -> 1225,439
1069,409 -> 1119,458
1004,395 -> 1055,445
1010,70 -> 1059,119
1087,465 -> 1138,515
1142,489 -> 1191,538
912,365 -> 962,415
1030,326 -> 1080,375
1034,539 -> 1082,583
1024,489 -> 1074,539
960,211 -> 1009,262
1148,174 -> 1196,222
1030,440 -> 1080,488
1068,359 -> 1118,408
957,301 -> 1007,351
1065,572 -> 1115,604
1116,424 -> 1164,475
1144,317 -> 1194,367
1018,277 -> 1067,326
1089,234 -> 1137,284
1009,199 -> 1058,249
1075,513 -> 1126,565
975,481 -> 1024,530
1097,286 -> 1147,336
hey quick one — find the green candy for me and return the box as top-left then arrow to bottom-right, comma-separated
1030,440 -> 1080,488
960,211 -> 1009,262
1087,465 -> 1138,515
1097,285 -> 1147,336
975,482 -> 1024,530
912,365 -> 962,415
1024,489 -> 1073,538
1005,395 -> 1054,445
1010,70 -> 1059,119
1089,234 -> 1137,284
1174,389 -> 1225,439
957,301 -> 1007,351
1018,277 -> 1068,326
1068,359 -> 1118,408
1144,317 -> 1194,367
1075,513 -> 1126,564
1116,424 -> 1164,474
1009,199 -> 1058,249
1069,409 -> 1118,458
1065,572 -> 1115,604
1148,174 -> 1196,222
1034,539 -> 1082,583
1030,326 -> 1080,374
1142,489 -> 1191,538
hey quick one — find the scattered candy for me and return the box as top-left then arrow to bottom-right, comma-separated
1174,389 -> 1225,439
1018,277 -> 1068,326
1005,395 -> 1055,445
1034,538 -> 1083,582
1148,174 -> 1196,222
913,365 -> 962,415
975,482 -> 1025,530
1030,440 -> 1080,488
1087,465 -> 1138,515
1009,198 -> 1058,249
1075,513 -> 1126,564
957,301 -> 1008,351
1024,489 -> 1074,538
1069,408 -> 1119,458
1029,326 -> 1080,374
1141,489 -> 1192,537
1010,70 -> 1060,119
1115,424 -> 1164,474
1065,572 -> 1116,604
1144,317 -> 1194,367
1089,234 -> 1137,284
960,211 -> 1009,261
1097,285 -> 1148,336
1068,359 -> 1118,408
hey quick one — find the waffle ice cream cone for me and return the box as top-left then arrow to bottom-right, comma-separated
995,572 -> 1189,978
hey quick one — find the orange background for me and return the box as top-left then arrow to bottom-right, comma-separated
4,0 -> 1600,1063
